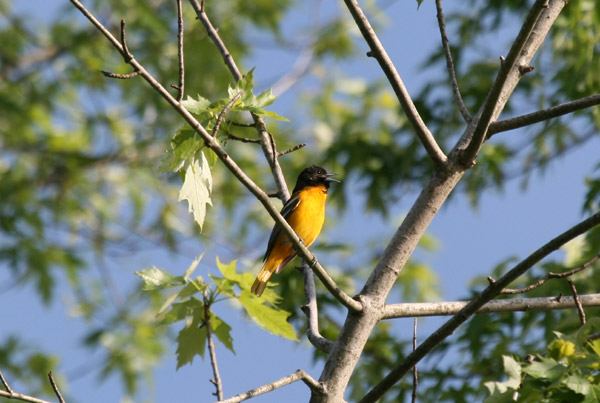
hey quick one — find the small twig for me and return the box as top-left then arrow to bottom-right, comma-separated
277,143 -> 306,157
226,133 -> 260,144
48,372 -> 66,403
0,369 -> 55,403
101,70 -> 141,79
119,19 -> 132,61
229,121 -> 256,128
341,0 -> 447,167
205,297 -> 224,400
175,0 -> 185,102
213,91 -> 244,137
299,262 -> 334,353
0,370 -> 14,395
490,252 -> 600,294
588,331 -> 600,341
411,318 -> 418,403
487,94 -> 600,137
216,369 -> 323,403
435,0 -> 471,122
568,280 -> 586,325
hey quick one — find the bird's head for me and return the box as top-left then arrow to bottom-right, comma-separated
293,165 -> 340,193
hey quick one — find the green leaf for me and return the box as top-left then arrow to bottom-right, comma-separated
238,290 -> 297,341
159,126 -> 200,173
135,267 -> 183,290
564,374 -> 591,396
175,318 -> 206,369
523,357 -> 566,381
211,313 -> 235,354
178,153 -> 212,231
161,298 -> 204,325
182,95 -> 211,114
483,355 -> 521,401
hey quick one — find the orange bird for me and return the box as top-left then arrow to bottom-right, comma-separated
251,166 -> 339,297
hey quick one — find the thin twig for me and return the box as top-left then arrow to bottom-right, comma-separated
205,298 -> 224,400
277,143 -> 307,157
0,369 -> 55,403
488,94 -> 600,137
175,0 -> 185,102
213,91 -> 244,137
216,369 -> 323,403
568,280 -> 586,325
460,0 -> 549,165
68,0 -> 361,313
299,262 -> 334,353
489,252 -> 600,294
361,211 -> 600,403
341,0 -> 447,166
101,70 -> 141,79
229,121 -> 256,128
382,293 -> 600,318
226,133 -> 260,144
48,372 -> 66,403
435,0 -> 471,122
411,318 -> 418,403
0,370 -> 14,395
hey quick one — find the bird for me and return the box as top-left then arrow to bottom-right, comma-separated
251,165 -> 339,297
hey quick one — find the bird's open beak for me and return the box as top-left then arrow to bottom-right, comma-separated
324,173 -> 341,183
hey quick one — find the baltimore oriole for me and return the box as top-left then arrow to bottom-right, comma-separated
251,165 -> 339,297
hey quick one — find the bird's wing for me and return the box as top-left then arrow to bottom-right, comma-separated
263,193 -> 301,262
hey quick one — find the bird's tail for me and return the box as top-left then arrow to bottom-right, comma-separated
251,267 -> 273,297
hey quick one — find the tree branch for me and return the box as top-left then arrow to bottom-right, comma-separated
360,211 -> 600,403
435,0 -> 471,122
488,252 -> 600,294
411,318 -> 418,403
68,0 -> 361,313
568,280 -> 586,325
341,0 -> 447,167
188,0 -> 290,201
213,91 -> 244,137
47,372 -> 66,403
487,93 -> 600,137
460,0 -> 560,165
205,298 -> 224,400
382,292 -> 600,319
300,262 -> 334,353
0,369 -> 56,403
174,0 -> 185,102
216,369 -> 324,403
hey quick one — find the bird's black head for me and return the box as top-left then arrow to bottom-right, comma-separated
292,165 -> 340,193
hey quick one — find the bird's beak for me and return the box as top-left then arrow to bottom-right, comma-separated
324,173 -> 341,183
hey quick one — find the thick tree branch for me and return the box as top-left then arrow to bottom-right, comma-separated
68,0 -> 361,313
216,369 -> 324,403
435,0 -> 471,122
341,0 -> 447,166
360,211 -> 600,403
488,93 -> 600,137
460,0 -> 559,164
188,0 -> 290,201
300,262 -> 334,353
382,292 -> 600,319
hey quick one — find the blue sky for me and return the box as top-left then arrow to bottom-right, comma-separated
3,1 -> 600,402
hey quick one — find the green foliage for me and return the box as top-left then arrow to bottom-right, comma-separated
178,153 -> 213,231
485,320 -> 600,402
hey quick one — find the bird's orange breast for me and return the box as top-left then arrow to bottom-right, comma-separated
286,184 -> 328,247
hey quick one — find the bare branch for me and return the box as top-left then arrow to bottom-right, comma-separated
68,0 -> 360,313
101,70 -> 141,79
435,0 -> 471,122
48,372 -> 66,403
175,0 -> 185,102
382,293 -> 600,319
226,133 -> 260,144
489,252 -> 600,294
341,0 -> 447,167
460,0 -> 560,165
411,319 -> 418,403
488,94 -> 600,137
0,369 -> 55,403
213,91 -> 244,137
568,280 -> 586,325
216,369 -> 323,403
299,262 -> 334,353
361,211 -> 600,403
277,143 -> 307,157
205,298 -> 224,400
